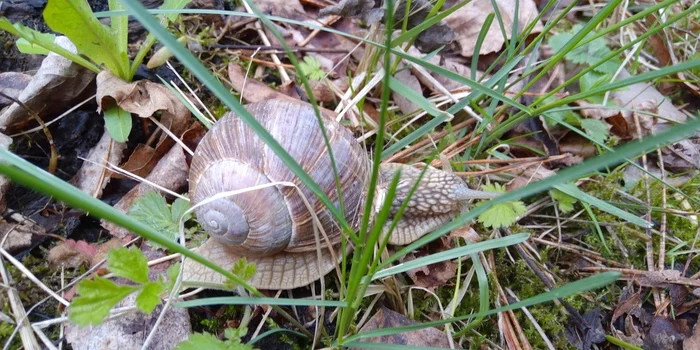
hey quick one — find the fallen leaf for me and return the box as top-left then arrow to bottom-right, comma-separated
399,238 -> 457,290
506,165 -> 556,190
564,307 -> 606,350
392,67 -> 422,115
96,70 -> 190,177
448,226 -> 481,244
0,36 -> 95,134
444,0 -> 544,57
684,321 -> 700,350
227,62 -> 338,116
643,316 -> 690,350
181,121 -> 206,165
68,130 -> 127,198
351,307 -> 452,349
0,214 -> 45,253
320,0 -> 385,24
0,72 -> 32,107
102,144 -> 190,239
48,239 -> 98,269
611,289 -> 641,325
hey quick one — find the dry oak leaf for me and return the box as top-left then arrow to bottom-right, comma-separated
444,0 -> 544,57
96,70 -> 190,178
69,130 -> 127,198
0,36 -> 95,133
351,307 -> 452,349
399,237 -> 457,291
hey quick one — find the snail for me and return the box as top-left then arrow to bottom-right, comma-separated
181,99 -> 498,290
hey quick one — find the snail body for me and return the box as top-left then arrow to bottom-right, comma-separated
182,99 -> 496,290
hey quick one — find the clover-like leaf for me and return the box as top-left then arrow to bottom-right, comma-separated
107,246 -> 150,284
68,276 -> 138,326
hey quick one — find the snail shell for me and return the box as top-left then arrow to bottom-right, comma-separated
181,99 -> 498,290
182,99 -> 369,289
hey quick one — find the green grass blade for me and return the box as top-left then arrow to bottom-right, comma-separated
554,183 -> 651,228
382,115 -> 700,267
174,297 -> 347,308
373,233 -> 529,280
343,272 -> 620,342
388,76 -> 449,118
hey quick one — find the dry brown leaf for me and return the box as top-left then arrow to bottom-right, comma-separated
352,307 -> 452,349
0,214 -> 44,253
506,165 -> 556,190
444,0 -> 544,57
102,144 -> 189,239
392,67 -> 422,115
399,238 -> 457,290
448,225 -> 481,244
227,63 -> 338,116
559,134 -> 598,159
96,70 -> 190,177
0,72 -> 32,107
68,130 -> 127,198
0,36 -> 95,133
684,322 -> 700,350
47,238 -> 123,269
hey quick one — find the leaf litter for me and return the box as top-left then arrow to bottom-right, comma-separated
0,0 -> 699,349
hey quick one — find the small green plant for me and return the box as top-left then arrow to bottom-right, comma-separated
176,327 -> 254,350
476,183 -> 527,228
0,0 -> 192,142
298,56 -> 326,81
128,191 -> 193,248
548,24 -> 623,104
68,246 -> 180,326
550,188 -> 579,213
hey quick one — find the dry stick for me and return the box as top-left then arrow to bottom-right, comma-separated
383,119 -> 474,163
633,113 -> 662,309
487,252 -> 525,350
0,91 -> 58,174
0,249 -> 40,350
533,237 -> 629,268
298,14 -> 341,47
655,145 -> 669,317
454,155 -> 569,176
213,44 -> 349,54
240,1 -> 290,82
505,288 -> 556,350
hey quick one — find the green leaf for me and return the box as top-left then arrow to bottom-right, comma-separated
136,281 -> 164,313
103,104 -> 132,142
476,184 -> 527,229
581,118 -> 610,143
171,198 -> 192,224
166,262 -> 181,290
298,56 -> 325,80
68,276 -> 138,326
108,0 -> 128,58
16,35 -> 54,54
160,0 -> 194,22
550,189 -> 578,213
176,332 -> 229,350
225,258 -> 257,289
107,246 -> 150,284
44,0 -> 129,77
128,191 -> 181,246
0,17 -> 100,72
548,24 -> 621,73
